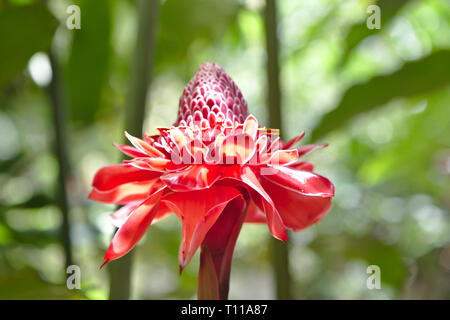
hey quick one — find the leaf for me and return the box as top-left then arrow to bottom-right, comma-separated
8,193 -> 53,209
357,89 -> 450,197
312,50 -> 450,140
346,237 -> 406,288
65,0 -> 112,125
339,0 -> 412,67
0,268 -> 85,299
155,0 -> 241,76
0,2 -> 58,89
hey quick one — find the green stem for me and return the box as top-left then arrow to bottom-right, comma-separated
264,0 -> 292,299
47,51 -> 73,269
108,0 -> 160,300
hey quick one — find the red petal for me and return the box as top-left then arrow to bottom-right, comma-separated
160,164 -> 223,192
111,200 -> 172,228
267,149 -> 299,166
102,187 -> 167,265
161,186 -> 242,269
125,131 -> 165,157
244,199 -> 266,223
145,158 -> 172,171
88,180 -> 155,204
169,127 -> 188,150
151,202 -> 173,224
288,161 -> 314,171
262,165 -> 334,197
262,177 -> 332,231
267,136 -> 281,153
283,132 -> 305,150
185,138 -> 207,164
111,202 -> 140,228
298,144 -> 328,157
243,115 -> 258,140
221,133 -> 255,165
114,144 -> 148,158
247,135 -> 268,165
240,167 -> 287,241
91,164 -> 161,191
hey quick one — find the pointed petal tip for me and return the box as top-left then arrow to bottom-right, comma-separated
280,230 -> 288,243
87,189 -> 96,200
99,259 -> 109,270
179,264 -> 184,275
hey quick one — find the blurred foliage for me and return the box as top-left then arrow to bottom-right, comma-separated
66,0 -> 112,125
312,50 -> 450,139
0,0 -> 449,300
0,1 -> 58,88
154,0 -> 242,78
340,0 -> 413,66
0,268 -> 84,299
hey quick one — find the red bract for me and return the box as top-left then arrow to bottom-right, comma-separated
89,63 -> 335,299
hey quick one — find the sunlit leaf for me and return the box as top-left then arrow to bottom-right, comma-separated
339,0 -> 412,67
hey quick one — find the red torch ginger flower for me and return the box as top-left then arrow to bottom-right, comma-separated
89,63 -> 334,299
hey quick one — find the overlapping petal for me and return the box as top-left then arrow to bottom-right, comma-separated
282,132 -> 305,150
88,164 -> 162,204
262,165 -> 334,197
111,200 -> 172,228
297,143 -> 328,157
161,186 -> 242,269
244,199 -> 266,223
160,164 -> 224,192
101,186 -> 167,267
261,177 -> 332,231
114,143 -> 148,158
287,160 -> 314,172
221,133 -> 255,165
90,164 -> 161,191
239,167 -> 287,241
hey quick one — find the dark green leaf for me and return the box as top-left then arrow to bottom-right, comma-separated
346,236 -> 406,288
312,50 -> 450,140
0,2 -> 58,88
155,0 -> 241,77
65,0 -> 112,125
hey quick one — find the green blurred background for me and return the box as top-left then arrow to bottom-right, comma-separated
0,0 -> 449,299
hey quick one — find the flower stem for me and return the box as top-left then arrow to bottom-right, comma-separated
264,0 -> 293,299
108,0 -> 160,300
198,197 -> 247,300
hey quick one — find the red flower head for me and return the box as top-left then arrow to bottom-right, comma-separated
89,63 -> 334,298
